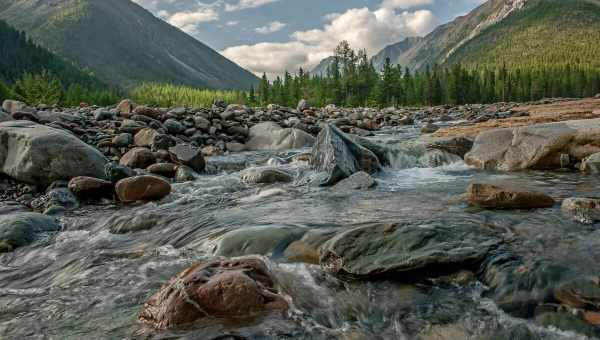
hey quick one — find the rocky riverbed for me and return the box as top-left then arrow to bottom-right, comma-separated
1,97 -> 600,339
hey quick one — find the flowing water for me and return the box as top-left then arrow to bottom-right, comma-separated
1,126 -> 600,340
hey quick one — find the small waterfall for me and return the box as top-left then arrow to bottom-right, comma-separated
384,140 -> 464,170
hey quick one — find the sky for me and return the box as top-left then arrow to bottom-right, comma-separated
133,0 -> 486,78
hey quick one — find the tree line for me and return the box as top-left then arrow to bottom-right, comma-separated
248,41 -> 600,108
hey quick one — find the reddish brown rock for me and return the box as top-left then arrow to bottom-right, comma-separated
467,183 -> 555,209
584,311 -> 600,326
120,147 -> 156,169
115,175 -> 170,202
133,106 -> 161,119
138,257 -> 288,329
68,176 -> 114,199
146,163 -> 178,178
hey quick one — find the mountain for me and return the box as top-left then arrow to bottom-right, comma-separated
311,56 -> 336,76
0,0 -> 259,90
371,37 -> 423,72
0,19 -> 106,89
373,0 -> 600,72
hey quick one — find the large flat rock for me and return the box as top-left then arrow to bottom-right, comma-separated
0,121 -> 108,186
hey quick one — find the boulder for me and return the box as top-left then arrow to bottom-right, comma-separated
581,153 -> 600,174
240,167 -> 293,184
467,183 -> 555,209
174,165 -> 197,183
168,144 -> 205,172
221,104 -> 249,120
0,213 -> 60,252
0,111 -> 12,123
215,225 -> 306,257
320,221 -> 498,278
0,121 -> 107,186
465,119 -> 600,171
134,128 -> 160,147
119,147 -> 156,169
311,124 -> 380,186
138,257 -> 288,329
68,176 -> 114,199
2,100 -> 26,114
245,122 -> 315,151
116,99 -> 136,116
427,137 -> 474,158
561,197 -> 600,224
115,175 -> 171,202
132,106 -> 161,119
331,171 -> 376,192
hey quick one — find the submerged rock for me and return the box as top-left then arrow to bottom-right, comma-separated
561,197 -> 600,224
115,175 -> 171,202
580,153 -> 600,174
0,121 -> 108,186
320,221 -> 498,278
214,225 -> 307,257
105,162 -> 135,183
138,257 -> 288,329
467,183 -> 555,209
331,171 -> 376,192
245,122 -> 315,151
240,167 -> 293,184
174,165 -> 197,183
0,212 -> 60,252
465,119 -> 600,171
311,124 -> 380,186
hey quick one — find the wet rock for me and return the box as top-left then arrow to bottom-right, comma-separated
119,119 -> 147,134
347,135 -> 391,166
31,187 -> 79,211
320,221 -> 498,278
536,311 -> 599,338
115,175 -> 171,202
427,137 -> 474,158
465,119 -> 600,171
138,257 -> 288,329
120,147 -> 156,169
245,122 -> 315,151
2,100 -> 26,114
0,111 -> 12,122
581,152 -> 600,174
134,128 -> 159,147
215,225 -> 307,257
240,167 -> 293,184
202,145 -> 221,157
0,121 -> 108,186
419,149 -> 462,167
151,134 -> 176,151
467,183 -> 555,209
297,99 -> 309,112
169,144 -> 205,172
105,162 -> 136,183
561,197 -> 600,224
331,171 -> 376,192
174,165 -> 197,183
284,229 -> 337,264
68,176 -> 114,199
0,212 -> 60,252
311,124 -> 380,186
146,163 -> 178,178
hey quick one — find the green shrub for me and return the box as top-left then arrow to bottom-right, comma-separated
131,82 -> 247,108
12,71 -> 63,106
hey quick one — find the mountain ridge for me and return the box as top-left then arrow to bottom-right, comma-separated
0,0 -> 259,90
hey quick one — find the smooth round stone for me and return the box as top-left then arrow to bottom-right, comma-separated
115,175 -> 171,202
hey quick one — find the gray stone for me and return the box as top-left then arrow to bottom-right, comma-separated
169,144 -> 205,172
164,119 -> 184,135
174,165 -> 197,183
214,225 -> 307,257
0,213 -> 60,252
94,108 -> 114,121
226,142 -> 246,153
2,100 -> 26,114
105,162 -> 136,183
581,153 -> 600,174
331,171 -> 376,192
245,122 -> 315,151
320,221 -> 498,278
297,99 -> 309,111
112,133 -> 133,147
465,119 -> 600,171
0,111 -> 13,123
311,124 -> 380,186
0,121 -> 108,186
240,167 -> 293,184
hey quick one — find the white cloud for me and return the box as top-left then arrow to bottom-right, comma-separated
225,0 -> 279,12
167,8 -> 219,34
381,0 -> 434,10
255,21 -> 287,34
222,4 -> 438,79
226,21 -> 240,26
